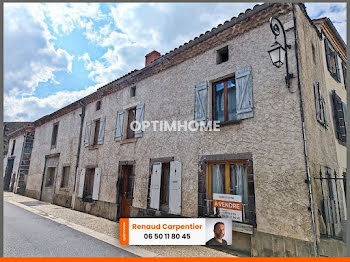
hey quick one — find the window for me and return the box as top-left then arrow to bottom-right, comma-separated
51,123 -> 59,148
342,61 -> 347,89
93,119 -> 101,145
78,167 -> 101,201
127,107 -> 136,139
314,82 -> 328,128
84,117 -> 105,147
83,168 -> 95,201
149,161 -> 182,215
332,91 -> 346,145
115,104 -> 145,142
216,46 -> 228,64
213,77 -> 236,122
96,101 -> 101,111
324,38 -> 341,82
11,140 -> 16,156
160,163 -> 170,206
45,167 -> 56,187
60,166 -> 70,188
311,43 -> 316,64
130,86 -> 136,97
208,162 -> 249,223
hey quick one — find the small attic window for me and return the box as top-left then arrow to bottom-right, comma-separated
216,46 -> 229,64
130,86 -> 136,97
96,101 -> 101,111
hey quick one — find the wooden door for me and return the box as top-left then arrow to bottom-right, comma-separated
4,159 -> 14,191
120,165 -> 133,218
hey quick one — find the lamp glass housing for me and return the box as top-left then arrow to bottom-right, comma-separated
268,41 -> 286,68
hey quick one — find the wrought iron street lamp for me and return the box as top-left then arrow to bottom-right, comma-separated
268,16 -> 294,88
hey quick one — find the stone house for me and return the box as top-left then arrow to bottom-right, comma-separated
24,3 -> 346,257
3,122 -> 32,158
3,125 -> 35,194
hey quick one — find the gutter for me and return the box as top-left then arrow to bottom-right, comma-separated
293,4 -> 318,256
71,100 -> 86,209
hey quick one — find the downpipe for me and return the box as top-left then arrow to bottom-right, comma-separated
71,100 -> 85,209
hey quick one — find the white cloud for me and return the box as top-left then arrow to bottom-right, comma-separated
4,84 -> 99,121
43,3 -> 105,35
305,3 -> 347,42
4,3 -> 74,97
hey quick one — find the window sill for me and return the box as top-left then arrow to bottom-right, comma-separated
232,222 -> 253,235
88,144 -> 101,150
120,138 -> 138,145
59,187 -> 69,192
218,119 -> 241,127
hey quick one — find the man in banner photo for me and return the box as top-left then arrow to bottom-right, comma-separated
206,222 -> 227,246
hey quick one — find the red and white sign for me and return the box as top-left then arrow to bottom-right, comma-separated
213,193 -> 242,222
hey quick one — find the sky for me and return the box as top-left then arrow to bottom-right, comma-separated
4,3 -> 347,122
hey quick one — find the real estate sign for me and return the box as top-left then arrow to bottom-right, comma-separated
213,193 -> 242,222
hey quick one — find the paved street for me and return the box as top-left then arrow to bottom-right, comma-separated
4,201 -> 137,257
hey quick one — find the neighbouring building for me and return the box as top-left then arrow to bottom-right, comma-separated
23,3 -> 346,257
3,125 -> 35,195
3,122 -> 32,158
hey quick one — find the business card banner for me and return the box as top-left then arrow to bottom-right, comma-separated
120,218 -> 232,246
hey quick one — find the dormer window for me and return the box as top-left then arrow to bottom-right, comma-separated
130,86 -> 136,97
96,101 -> 101,111
216,46 -> 229,64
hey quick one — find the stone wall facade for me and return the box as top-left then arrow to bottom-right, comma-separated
24,3 -> 346,257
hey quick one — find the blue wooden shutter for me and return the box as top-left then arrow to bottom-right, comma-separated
115,110 -> 124,141
342,61 -> 347,89
334,52 -> 341,82
169,161 -> 182,215
324,38 -> 332,74
314,82 -> 321,121
84,121 -> 92,147
150,162 -> 162,210
97,116 -> 105,144
135,103 -> 145,138
78,168 -> 86,198
236,66 -> 253,120
194,82 -> 208,122
92,167 -> 101,200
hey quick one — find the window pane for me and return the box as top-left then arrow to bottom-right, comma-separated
227,79 -> 236,120
211,164 -> 225,195
230,164 -> 248,222
214,83 -> 224,122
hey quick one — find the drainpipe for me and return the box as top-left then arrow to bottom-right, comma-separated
72,100 -> 85,209
292,4 -> 318,256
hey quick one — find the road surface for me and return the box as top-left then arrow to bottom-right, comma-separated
4,201 -> 137,257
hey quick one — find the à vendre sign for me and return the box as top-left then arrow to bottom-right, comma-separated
213,193 -> 242,222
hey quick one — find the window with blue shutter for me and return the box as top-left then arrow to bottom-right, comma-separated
324,37 -> 342,82
212,66 -> 253,123
332,90 -> 346,145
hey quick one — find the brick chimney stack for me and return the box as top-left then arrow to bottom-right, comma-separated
145,50 -> 161,66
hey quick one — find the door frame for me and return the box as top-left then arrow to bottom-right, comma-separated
117,161 -> 135,219
39,153 -> 60,201
4,157 -> 15,191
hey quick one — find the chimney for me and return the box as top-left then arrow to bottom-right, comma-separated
145,50 -> 161,66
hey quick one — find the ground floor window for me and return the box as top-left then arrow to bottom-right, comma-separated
208,161 -> 248,223
83,168 -> 95,201
148,160 -> 182,215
